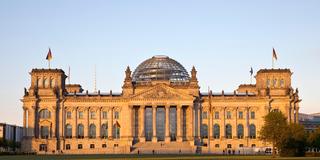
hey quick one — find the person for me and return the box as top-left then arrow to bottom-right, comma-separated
152,149 -> 155,155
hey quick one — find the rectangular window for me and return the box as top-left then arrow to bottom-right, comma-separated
66,144 -> 71,150
102,111 -> 108,119
67,111 -> 72,119
266,79 -> 270,88
114,111 -> 119,119
90,144 -> 95,149
114,144 -> 119,147
227,111 -> 232,119
202,112 -> 208,119
78,111 -> 83,119
239,144 -> 244,148
90,111 -> 96,119
214,112 -> 219,119
215,144 -> 219,148
251,112 -> 255,119
238,111 -> 243,119
102,144 -> 107,148
78,144 -> 83,149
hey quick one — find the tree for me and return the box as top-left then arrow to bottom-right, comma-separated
279,124 -> 306,157
308,127 -> 320,152
260,111 -> 288,157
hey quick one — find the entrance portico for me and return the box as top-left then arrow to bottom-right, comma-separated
133,103 -> 193,143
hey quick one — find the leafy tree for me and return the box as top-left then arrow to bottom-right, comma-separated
260,111 -> 288,157
279,124 -> 306,157
308,127 -> 320,152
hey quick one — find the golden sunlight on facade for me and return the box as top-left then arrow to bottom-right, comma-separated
21,55 -> 301,154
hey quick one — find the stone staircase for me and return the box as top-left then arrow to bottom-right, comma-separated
131,142 -> 196,154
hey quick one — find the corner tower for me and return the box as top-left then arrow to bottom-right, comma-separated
255,69 -> 292,96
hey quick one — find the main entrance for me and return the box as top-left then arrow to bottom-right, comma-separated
156,107 -> 165,141
137,104 -> 191,142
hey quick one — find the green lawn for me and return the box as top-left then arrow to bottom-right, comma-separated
0,155 -> 319,160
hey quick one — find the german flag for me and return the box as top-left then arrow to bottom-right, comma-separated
272,48 -> 278,60
46,48 -> 52,61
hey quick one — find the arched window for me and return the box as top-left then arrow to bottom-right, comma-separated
101,123 -> 108,138
65,124 -> 72,138
77,124 -> 84,138
226,124 -> 232,139
213,124 -> 220,139
89,124 -> 96,138
114,111 -> 120,119
266,79 -> 270,88
280,79 -> 285,88
249,124 -> 256,139
37,78 -> 42,88
201,124 -> 208,139
237,124 -> 244,139
273,79 -> 277,87
39,109 -> 51,119
40,126 -> 49,139
50,78 -> 55,88
113,122 -> 120,139
44,78 -> 50,88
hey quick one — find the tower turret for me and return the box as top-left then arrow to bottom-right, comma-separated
255,69 -> 292,96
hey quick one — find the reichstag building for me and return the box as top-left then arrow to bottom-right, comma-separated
21,55 -> 301,154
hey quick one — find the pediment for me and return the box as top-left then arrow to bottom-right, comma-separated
131,84 -> 193,100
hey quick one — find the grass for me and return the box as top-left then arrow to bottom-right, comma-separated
0,154 -> 319,160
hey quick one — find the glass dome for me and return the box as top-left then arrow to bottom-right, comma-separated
132,55 -> 190,82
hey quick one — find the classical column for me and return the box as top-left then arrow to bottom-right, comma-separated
190,105 -> 194,141
197,105 -> 201,139
84,108 -> 89,138
232,107 -> 237,139
51,106 -> 56,138
32,106 -> 38,138
244,107 -> 250,140
152,105 -> 157,142
186,105 -> 193,141
23,108 -> 27,137
177,105 -> 182,142
108,107 -> 113,140
97,107 -> 102,138
165,105 -> 170,142
128,105 -> 133,139
73,107 -> 78,138
221,107 -> 226,139
139,105 -> 145,142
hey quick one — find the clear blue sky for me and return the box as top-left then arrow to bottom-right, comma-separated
0,0 -> 319,125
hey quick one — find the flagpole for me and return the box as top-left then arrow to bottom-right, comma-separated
272,58 -> 274,69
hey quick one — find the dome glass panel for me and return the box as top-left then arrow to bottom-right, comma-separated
132,55 -> 190,82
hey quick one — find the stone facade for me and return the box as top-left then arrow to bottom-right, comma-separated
21,56 -> 301,154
